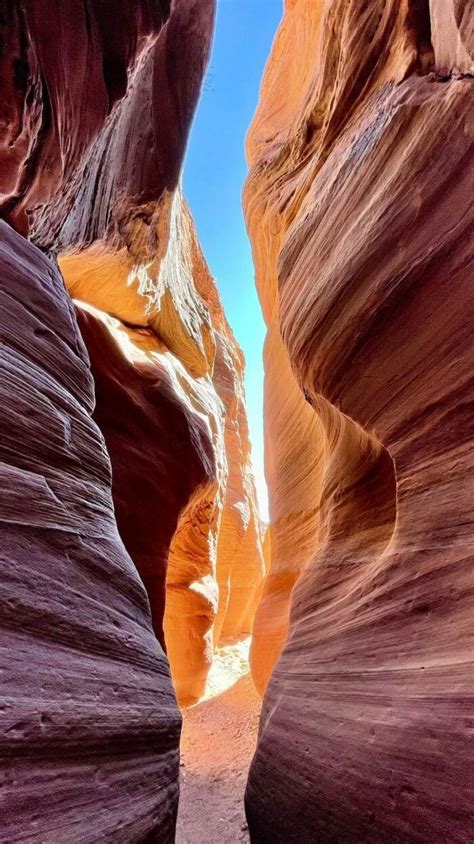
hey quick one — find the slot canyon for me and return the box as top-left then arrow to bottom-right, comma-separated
0,1 -> 472,842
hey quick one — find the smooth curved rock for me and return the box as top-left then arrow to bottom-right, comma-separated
0,222 -> 181,841
213,326 -> 264,646
0,0 -> 264,836
245,1 -> 474,840
74,300 -> 217,654
248,324 -> 324,695
62,187 -> 264,706
1,0 -> 262,719
40,0 -> 262,705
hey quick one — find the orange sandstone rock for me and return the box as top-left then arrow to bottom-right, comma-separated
248,324 -> 324,695
61,189 -> 263,707
245,0 -> 474,840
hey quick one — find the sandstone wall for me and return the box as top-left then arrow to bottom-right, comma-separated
245,1 -> 473,840
59,183 -> 263,709
1,0 -> 262,838
46,0 -> 263,706
0,219 -> 181,841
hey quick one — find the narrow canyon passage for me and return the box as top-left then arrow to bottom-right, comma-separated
175,640 -> 260,844
1,1 -> 473,843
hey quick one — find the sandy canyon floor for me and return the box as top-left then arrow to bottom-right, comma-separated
176,639 -> 261,843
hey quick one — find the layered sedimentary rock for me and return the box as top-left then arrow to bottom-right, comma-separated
58,188 -> 263,707
1,0 -> 261,837
29,0 -> 262,706
0,221 -> 181,841
0,3 -> 191,838
245,1 -> 473,841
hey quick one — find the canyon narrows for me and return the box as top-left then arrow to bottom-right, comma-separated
1,1 -> 473,843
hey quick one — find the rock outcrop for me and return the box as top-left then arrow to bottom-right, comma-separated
245,1 -> 473,841
1,0 -> 262,838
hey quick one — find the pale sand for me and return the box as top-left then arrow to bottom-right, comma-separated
176,639 -> 261,843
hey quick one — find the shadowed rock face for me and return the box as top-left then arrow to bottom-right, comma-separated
1,0 -> 262,837
74,300 -> 215,652
245,1 -> 473,841
0,221 -> 181,841
0,1 -> 170,235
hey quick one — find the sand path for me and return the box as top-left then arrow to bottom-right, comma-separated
176,640 -> 260,843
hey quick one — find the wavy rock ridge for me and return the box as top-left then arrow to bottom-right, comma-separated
245,1 -> 473,841
1,0 -> 263,839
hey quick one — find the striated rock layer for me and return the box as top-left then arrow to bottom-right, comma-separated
0,2 -> 194,838
64,192 -> 264,706
0,221 -> 180,841
245,1 -> 473,841
1,0 -> 262,838
30,0 -> 263,706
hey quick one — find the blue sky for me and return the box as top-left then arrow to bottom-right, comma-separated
183,0 -> 282,522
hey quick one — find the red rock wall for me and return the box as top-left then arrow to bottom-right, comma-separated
0,0 -> 253,837
0,1 -> 170,235
46,0 -> 263,706
1,0 -> 262,732
245,1 -> 473,840
0,222 -> 180,840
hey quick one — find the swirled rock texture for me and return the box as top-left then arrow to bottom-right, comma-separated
0,0 -> 261,838
29,0 -> 262,706
1,0 -> 262,727
0,221 -> 181,841
245,1 -> 473,841
66,194 -> 264,707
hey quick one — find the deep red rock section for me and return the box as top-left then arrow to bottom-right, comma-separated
0,0 -> 169,235
245,1 -> 473,841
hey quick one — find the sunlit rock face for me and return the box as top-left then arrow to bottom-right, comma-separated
44,0 -> 263,707
245,1 -> 473,841
65,193 -> 264,707
0,0 -> 261,838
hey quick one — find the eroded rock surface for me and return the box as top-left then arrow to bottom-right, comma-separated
40,0 -> 263,706
61,186 -> 264,707
245,1 -> 473,840
1,0 -> 262,837
1,222 -> 181,841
